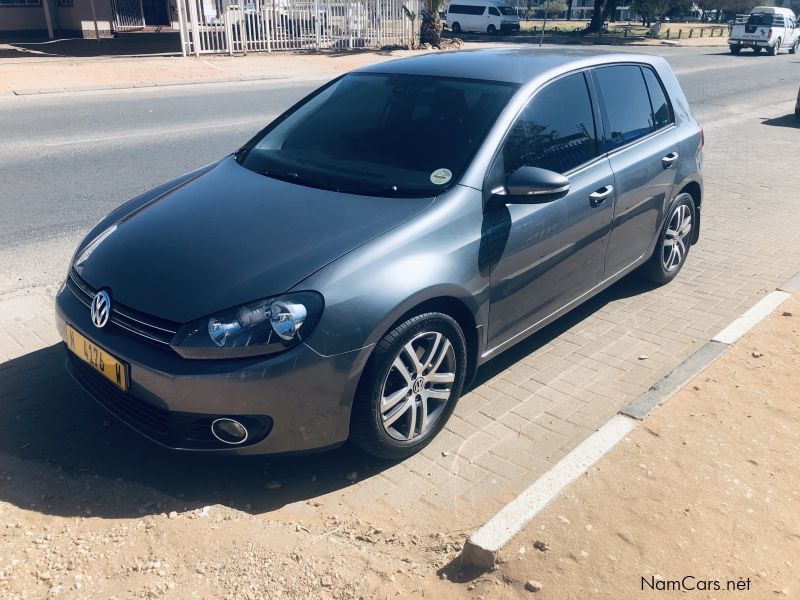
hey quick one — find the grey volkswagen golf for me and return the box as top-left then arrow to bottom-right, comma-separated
56,50 -> 702,459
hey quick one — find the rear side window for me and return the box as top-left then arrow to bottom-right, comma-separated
594,65 -> 654,150
502,72 -> 599,175
642,67 -> 673,130
448,4 -> 486,15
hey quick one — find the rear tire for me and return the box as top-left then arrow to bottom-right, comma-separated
729,45 -> 741,55
639,193 -> 696,285
451,21 -> 461,33
350,312 -> 467,460
768,39 -> 780,55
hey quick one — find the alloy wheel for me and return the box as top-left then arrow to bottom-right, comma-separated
379,331 -> 456,441
662,203 -> 692,272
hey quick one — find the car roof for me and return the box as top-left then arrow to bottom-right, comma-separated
354,48 -> 665,85
749,6 -> 794,16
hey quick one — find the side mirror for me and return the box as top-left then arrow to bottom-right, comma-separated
500,166 -> 570,204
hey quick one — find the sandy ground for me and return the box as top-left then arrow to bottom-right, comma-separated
2,294 -> 796,599
477,294 -> 800,599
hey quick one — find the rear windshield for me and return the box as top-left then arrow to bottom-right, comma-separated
238,73 -> 518,197
747,13 -> 778,26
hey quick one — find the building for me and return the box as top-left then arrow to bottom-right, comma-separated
0,0 -> 179,38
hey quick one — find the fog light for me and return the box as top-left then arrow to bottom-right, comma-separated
210,418 -> 249,445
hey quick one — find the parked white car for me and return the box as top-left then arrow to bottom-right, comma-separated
445,0 -> 520,34
728,6 -> 800,55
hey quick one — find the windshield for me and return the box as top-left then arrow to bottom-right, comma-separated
238,73 -> 518,197
499,6 -> 517,16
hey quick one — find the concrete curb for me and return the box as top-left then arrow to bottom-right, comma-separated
460,272 -> 798,570
11,74 -> 288,96
619,341 -> 728,420
462,414 -> 637,570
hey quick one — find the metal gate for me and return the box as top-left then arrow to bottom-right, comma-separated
176,0 -> 420,55
112,0 -> 146,30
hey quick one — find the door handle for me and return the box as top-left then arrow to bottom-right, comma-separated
662,152 -> 679,168
589,185 -> 613,206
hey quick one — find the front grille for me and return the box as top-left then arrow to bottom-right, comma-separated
69,353 -> 171,438
66,352 -> 273,450
67,269 -> 179,346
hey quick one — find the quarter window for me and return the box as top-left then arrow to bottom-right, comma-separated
501,72 -> 599,176
594,65 -> 654,150
642,67 -> 672,130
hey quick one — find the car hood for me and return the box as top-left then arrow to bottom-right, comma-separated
75,157 -> 434,323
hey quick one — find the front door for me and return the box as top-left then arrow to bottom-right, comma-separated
486,72 -> 615,350
592,65 -> 680,276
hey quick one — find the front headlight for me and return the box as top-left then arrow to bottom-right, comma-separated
171,291 -> 323,359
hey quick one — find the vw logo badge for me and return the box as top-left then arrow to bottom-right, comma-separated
91,290 -> 111,329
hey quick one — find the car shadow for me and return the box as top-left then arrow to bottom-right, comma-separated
761,114 -> 799,129
0,274 -> 657,522
0,344 -> 391,519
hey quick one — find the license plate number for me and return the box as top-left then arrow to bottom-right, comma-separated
66,324 -> 128,391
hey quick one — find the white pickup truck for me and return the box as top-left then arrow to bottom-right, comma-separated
728,6 -> 800,55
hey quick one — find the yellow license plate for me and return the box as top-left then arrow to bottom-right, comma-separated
66,324 -> 128,391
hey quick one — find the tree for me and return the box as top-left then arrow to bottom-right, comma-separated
419,0 -> 447,46
539,0 -> 568,45
583,0 -> 619,34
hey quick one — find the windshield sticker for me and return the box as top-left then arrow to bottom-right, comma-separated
430,168 -> 452,185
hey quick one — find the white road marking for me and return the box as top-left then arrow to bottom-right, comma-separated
712,290 -> 791,345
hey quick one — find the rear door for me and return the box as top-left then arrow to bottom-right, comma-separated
486,71 -> 615,349
593,64 -> 681,277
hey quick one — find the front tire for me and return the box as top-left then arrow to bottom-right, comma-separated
790,39 -> 799,54
753,46 -> 762,54
350,312 -> 467,460
487,24 -> 497,34
639,193 -> 696,285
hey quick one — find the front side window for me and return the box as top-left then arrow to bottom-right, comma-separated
239,73 -> 518,197
501,72 -> 599,176
594,65 -> 654,150
489,6 -> 500,15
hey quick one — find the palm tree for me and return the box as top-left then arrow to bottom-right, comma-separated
419,0 -> 447,46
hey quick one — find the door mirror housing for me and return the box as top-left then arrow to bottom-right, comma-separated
500,166 -> 570,204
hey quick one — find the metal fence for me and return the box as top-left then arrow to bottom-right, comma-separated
176,0 -> 420,55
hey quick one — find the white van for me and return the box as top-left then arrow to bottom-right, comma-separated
445,0 -> 520,35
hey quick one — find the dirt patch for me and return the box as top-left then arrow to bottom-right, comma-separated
475,295 -> 800,599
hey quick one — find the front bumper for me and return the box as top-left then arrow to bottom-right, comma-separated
55,284 -> 369,455
500,23 -> 520,32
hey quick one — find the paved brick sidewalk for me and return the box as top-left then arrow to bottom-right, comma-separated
1,103 -> 798,536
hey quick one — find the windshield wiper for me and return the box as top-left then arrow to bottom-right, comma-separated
262,169 -> 301,183
261,169 -> 342,193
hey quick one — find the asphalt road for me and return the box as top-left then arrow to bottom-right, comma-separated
1,44 -> 797,294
